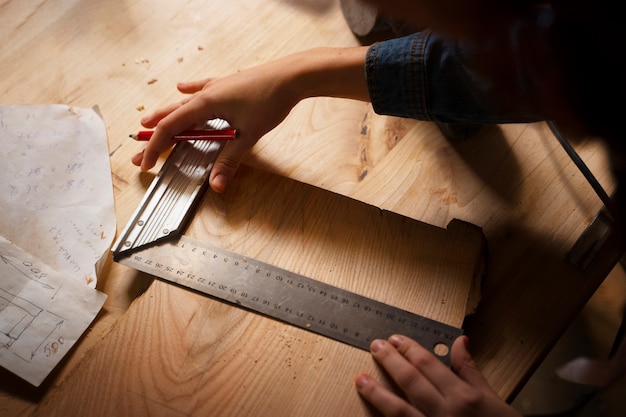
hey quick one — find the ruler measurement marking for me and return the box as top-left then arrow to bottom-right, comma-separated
121,235 -> 461,363
113,131 -> 462,365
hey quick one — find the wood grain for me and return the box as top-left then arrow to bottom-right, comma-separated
1,0 -> 622,414
347,121 -> 622,398
33,165 -> 485,417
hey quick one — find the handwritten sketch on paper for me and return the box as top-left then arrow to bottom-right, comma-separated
0,236 -> 107,386
0,104 -> 116,287
0,104 -> 115,386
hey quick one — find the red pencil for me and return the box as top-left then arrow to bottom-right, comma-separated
129,129 -> 237,141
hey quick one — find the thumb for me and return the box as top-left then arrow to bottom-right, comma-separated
451,336 -> 495,392
209,138 -> 252,193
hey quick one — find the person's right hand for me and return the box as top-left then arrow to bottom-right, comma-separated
132,59 -> 300,193
132,46 -> 369,193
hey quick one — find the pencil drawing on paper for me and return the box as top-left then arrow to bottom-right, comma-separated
0,287 -> 67,362
0,236 -> 106,386
0,104 -> 111,386
0,288 -> 43,349
0,252 -> 67,362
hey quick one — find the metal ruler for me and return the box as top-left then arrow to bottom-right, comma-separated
112,123 -> 462,365
114,119 -> 228,253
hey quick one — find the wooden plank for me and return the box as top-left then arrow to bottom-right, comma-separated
33,165 -> 485,417
0,1 -> 369,414
1,0 -> 621,413
347,121 -> 620,398
0,0 -> 366,409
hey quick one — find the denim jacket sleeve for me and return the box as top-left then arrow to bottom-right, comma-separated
365,30 -> 542,124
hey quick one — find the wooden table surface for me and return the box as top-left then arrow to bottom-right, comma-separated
0,0 -> 623,415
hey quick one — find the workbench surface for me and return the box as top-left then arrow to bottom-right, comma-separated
0,0 -> 622,415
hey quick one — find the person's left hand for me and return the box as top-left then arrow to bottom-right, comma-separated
354,335 -> 523,417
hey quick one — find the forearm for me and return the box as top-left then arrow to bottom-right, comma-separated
281,46 -> 371,103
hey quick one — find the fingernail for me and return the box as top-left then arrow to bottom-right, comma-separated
211,173 -> 229,193
355,374 -> 370,389
131,151 -> 143,166
389,335 -> 402,348
371,339 -> 385,353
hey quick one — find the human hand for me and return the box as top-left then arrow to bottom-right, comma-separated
131,60 -> 301,193
132,47 -> 369,193
355,335 -> 522,417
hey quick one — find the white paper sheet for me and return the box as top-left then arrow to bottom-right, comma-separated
0,104 -> 115,385
1,104 -> 116,287
0,236 -> 107,386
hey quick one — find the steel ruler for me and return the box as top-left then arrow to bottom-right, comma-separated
112,122 -> 462,365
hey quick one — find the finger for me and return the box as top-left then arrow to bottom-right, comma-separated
354,373 -> 424,417
177,78 -> 213,94
140,98 -> 217,171
390,334 -> 471,394
141,80 -> 212,128
370,339 -> 442,413
209,133 -> 254,193
140,101 -> 184,128
131,149 -> 144,167
451,336 -> 495,393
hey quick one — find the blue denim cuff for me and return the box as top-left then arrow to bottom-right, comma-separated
366,33 -> 431,120
365,31 -> 543,124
